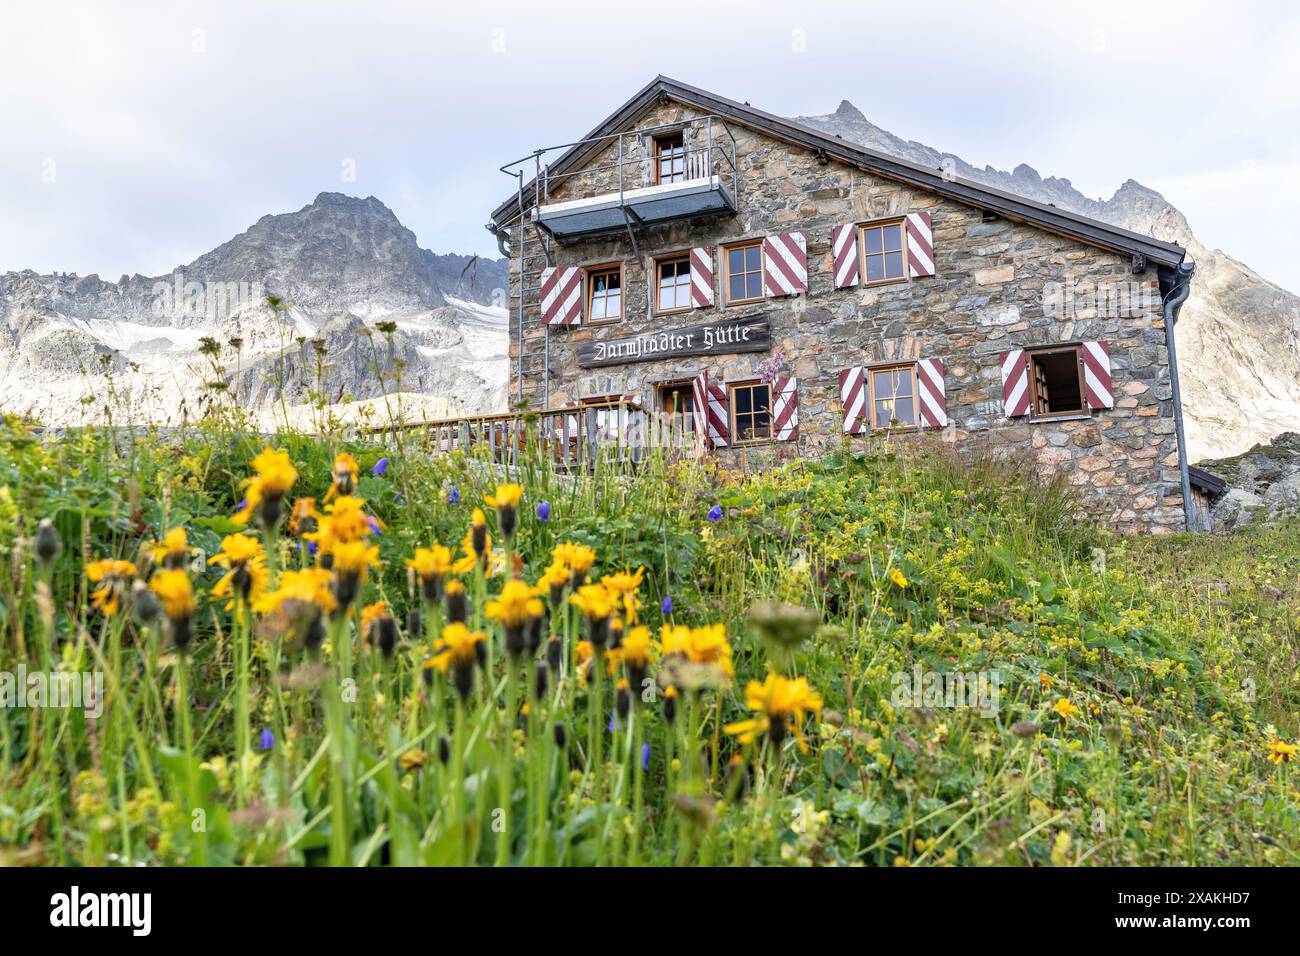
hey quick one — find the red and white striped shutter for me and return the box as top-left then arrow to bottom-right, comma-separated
540,266 -> 583,325
690,246 -> 715,308
905,212 -> 936,278
691,371 -> 711,449
915,358 -> 947,428
832,224 -> 860,289
839,366 -> 867,434
1082,340 -> 1114,409
763,231 -> 808,297
707,384 -> 731,448
1000,349 -> 1031,418
772,376 -> 799,441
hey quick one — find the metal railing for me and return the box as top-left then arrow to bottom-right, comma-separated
373,399 -> 702,471
498,114 -> 739,220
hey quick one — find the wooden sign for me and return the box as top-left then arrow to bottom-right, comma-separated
576,313 -> 771,368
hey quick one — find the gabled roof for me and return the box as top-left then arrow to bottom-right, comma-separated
489,76 -> 1186,269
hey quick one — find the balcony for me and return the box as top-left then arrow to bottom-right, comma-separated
502,116 -> 739,243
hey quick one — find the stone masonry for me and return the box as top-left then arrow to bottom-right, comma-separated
506,101 -> 1187,533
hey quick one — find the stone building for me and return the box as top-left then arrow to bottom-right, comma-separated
487,77 -> 1200,533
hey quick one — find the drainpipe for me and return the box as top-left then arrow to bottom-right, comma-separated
1162,259 -> 1196,531
486,221 -> 525,405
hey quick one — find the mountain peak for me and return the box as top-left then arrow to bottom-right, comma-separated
833,99 -> 866,121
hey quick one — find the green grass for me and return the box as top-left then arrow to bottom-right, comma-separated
0,410 -> 1295,866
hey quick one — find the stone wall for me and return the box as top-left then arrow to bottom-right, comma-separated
507,102 -> 1187,533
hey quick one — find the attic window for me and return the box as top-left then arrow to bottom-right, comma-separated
655,133 -> 686,184
1029,346 -> 1086,419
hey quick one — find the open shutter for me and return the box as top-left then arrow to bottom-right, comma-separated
772,376 -> 799,441
1000,349 -> 1031,418
707,384 -> 730,448
690,246 -> 715,308
904,212 -> 935,278
1082,340 -> 1114,409
839,366 -> 867,434
832,224 -> 860,289
763,231 -> 808,297
916,358 -> 947,428
691,371 -> 711,450
539,266 -> 583,326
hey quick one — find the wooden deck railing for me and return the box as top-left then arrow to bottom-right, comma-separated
371,399 -> 699,471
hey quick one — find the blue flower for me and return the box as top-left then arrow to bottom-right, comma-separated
536,500 -> 551,523
367,515 -> 383,536
707,505 -> 723,523
641,742 -> 651,771
447,485 -> 461,505
661,594 -> 673,614
259,728 -> 275,752
236,498 -> 247,513
608,712 -> 616,733
372,456 -> 389,477
306,540 -> 318,557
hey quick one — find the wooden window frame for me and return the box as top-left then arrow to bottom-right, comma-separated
867,362 -> 920,430
653,252 -> 693,316
654,131 -> 687,185
1026,344 -> 1089,421
584,262 -> 623,326
728,379 -> 774,446
721,239 -> 766,306
858,218 -> 908,287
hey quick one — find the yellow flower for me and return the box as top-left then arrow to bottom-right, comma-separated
306,495 -> 376,556
674,623 -> 734,677
152,527 -> 193,569
570,582 -> 616,621
210,533 -> 264,568
486,578 -> 544,630
233,447 -> 298,526
724,673 -> 823,751
209,533 -> 267,609
575,639 -> 594,684
1053,698 -> 1080,721
406,545 -> 453,579
85,559 -> 137,616
324,453 -> 359,501
1038,672 -> 1054,691
332,540 -> 380,580
432,622 -> 485,672
1266,737 -> 1297,765
889,567 -> 909,589
253,568 -> 337,617
288,497 -> 319,537
484,483 -> 523,509
553,541 -> 596,580
600,567 -> 644,623
537,559 -> 572,603
150,569 -> 195,621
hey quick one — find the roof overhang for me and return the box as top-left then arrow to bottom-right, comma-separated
490,76 -> 1186,269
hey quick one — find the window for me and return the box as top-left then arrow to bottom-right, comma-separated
657,381 -> 696,445
1028,345 -> 1086,419
869,364 -> 917,429
860,220 -> 906,284
655,255 -> 692,314
586,264 -> 622,324
730,381 -> 772,443
655,132 -> 686,184
724,241 -> 764,304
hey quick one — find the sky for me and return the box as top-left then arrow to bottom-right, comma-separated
3,0 -> 1299,291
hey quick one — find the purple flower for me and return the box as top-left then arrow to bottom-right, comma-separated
447,485 -> 461,505
306,540 -> 318,557
259,728 -> 275,752
641,742 -> 651,771
608,712 -> 616,733
372,456 -> 389,477
536,500 -> 551,523
661,594 -> 673,614
236,498 -> 247,513
706,505 -> 723,523
367,515 -> 383,536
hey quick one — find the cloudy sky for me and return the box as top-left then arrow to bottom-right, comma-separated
3,1 -> 1298,290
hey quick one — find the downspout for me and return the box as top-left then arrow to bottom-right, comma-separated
1162,259 -> 1196,531
485,221 -> 524,406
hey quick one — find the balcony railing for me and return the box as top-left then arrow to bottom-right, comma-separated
372,399 -> 700,471
500,115 -> 739,241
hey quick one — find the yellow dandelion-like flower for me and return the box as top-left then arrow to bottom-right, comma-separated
888,567 -> 909,588
724,673 -> 823,752
324,453 -> 359,502
1053,698 -> 1080,721
85,558 -> 137,616
152,527 -> 194,569
486,578 -> 544,631
1266,737 -> 1297,765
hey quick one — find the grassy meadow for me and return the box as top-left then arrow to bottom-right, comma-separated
0,406 -> 1296,867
